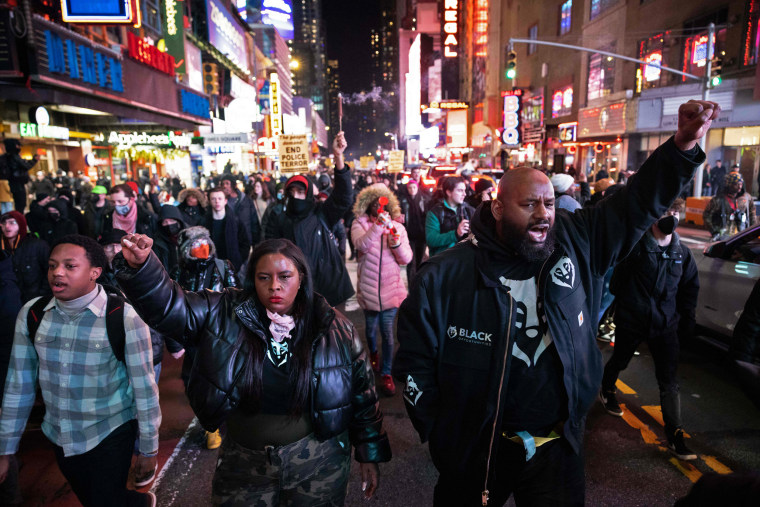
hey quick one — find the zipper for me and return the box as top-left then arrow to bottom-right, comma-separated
482,293 -> 513,506
482,255 -> 552,505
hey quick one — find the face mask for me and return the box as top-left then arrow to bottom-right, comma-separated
656,215 -> 678,235
48,211 -> 60,222
286,196 -> 314,216
163,223 -> 181,237
115,203 -> 131,216
190,243 -> 210,259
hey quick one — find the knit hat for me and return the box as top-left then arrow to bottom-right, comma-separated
285,174 -> 310,192
474,178 -> 494,194
126,181 -> 140,195
0,211 -> 28,242
98,228 -> 128,246
725,172 -> 743,188
550,174 -> 575,194
178,226 -> 217,260
91,185 -> 107,195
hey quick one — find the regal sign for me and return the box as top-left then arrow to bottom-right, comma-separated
443,0 -> 459,57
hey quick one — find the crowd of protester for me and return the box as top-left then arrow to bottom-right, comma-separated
0,101 -> 758,506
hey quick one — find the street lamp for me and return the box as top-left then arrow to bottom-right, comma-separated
385,132 -> 398,150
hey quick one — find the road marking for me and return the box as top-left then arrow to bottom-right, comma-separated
151,417 -> 199,493
669,458 -> 703,483
701,455 -> 733,475
619,404 -> 660,444
615,379 -> 636,395
641,406 -> 691,438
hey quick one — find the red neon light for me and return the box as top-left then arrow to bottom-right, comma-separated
501,89 -> 523,96
127,32 -> 176,76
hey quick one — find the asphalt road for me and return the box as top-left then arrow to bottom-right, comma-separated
14,253 -> 760,506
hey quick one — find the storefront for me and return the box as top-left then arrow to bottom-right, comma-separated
197,132 -> 256,175
636,78 -> 760,195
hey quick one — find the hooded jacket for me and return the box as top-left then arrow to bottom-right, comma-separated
34,199 -> 79,245
153,205 -> 189,278
177,188 -> 208,227
1,212 -> 50,303
610,230 -> 699,337
351,185 -> 413,311
266,168 -> 355,306
177,226 -> 240,292
393,137 -> 704,490
114,251 -> 391,463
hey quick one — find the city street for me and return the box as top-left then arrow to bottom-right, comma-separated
13,242 -> 760,506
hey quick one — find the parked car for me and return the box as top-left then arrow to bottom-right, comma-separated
688,223 -> 760,348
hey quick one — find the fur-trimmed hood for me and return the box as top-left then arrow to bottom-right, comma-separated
178,188 -> 208,208
352,183 -> 402,219
178,226 -> 217,260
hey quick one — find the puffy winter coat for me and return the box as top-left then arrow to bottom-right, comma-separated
352,215 -> 413,311
114,251 -> 391,463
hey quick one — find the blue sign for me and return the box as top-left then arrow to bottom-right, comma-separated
44,30 -> 124,92
180,89 -> 211,119
261,0 -> 294,40
206,0 -> 249,72
62,0 -> 133,23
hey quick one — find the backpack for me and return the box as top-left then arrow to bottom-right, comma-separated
26,292 -> 127,363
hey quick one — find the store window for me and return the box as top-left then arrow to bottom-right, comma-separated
587,47 -> 616,102
590,0 -> 617,21
682,29 -> 727,80
528,24 -> 538,55
559,0 -> 572,35
142,0 -> 162,34
552,85 -> 573,118
636,34 -> 668,92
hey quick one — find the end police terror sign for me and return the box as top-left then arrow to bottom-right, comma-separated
277,135 -> 310,173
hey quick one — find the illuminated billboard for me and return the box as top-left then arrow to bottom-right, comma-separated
207,0 -> 249,72
61,0 -> 140,24
261,0 -> 294,41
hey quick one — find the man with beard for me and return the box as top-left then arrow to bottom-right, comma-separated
393,100 -> 718,506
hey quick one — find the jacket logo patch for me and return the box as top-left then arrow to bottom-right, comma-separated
550,257 -> 575,289
578,311 -> 584,327
404,375 -> 422,406
446,325 -> 493,345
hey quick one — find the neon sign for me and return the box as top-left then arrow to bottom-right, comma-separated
270,73 -> 283,137
127,32 -> 176,76
443,0 -> 459,57
644,51 -> 662,82
502,91 -> 521,146
262,0 -> 294,40
473,0 -> 488,58
60,0 -> 140,24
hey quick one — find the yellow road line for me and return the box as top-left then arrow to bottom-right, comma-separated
669,458 -> 703,483
701,456 -> 733,475
616,379 -> 637,394
641,405 -> 691,438
619,404 -> 660,445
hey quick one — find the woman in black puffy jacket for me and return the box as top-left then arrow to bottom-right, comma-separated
114,236 -> 390,505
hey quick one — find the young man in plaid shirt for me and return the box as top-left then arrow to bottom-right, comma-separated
0,235 -> 160,506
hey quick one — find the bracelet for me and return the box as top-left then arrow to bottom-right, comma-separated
139,450 -> 158,458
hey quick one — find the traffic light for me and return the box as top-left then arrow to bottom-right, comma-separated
710,57 -> 722,87
203,62 -> 219,95
506,51 -> 517,80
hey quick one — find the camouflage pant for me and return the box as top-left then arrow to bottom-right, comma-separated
212,431 -> 351,507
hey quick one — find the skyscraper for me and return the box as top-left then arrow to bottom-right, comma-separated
291,0 -> 328,120
327,59 -> 341,134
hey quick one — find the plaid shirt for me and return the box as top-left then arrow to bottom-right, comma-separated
0,286 -> 161,457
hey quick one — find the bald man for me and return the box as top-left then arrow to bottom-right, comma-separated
393,100 -> 719,507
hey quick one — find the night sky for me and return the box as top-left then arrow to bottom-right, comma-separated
323,0 -> 380,94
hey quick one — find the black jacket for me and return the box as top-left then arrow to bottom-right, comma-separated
32,199 -> 79,246
399,192 -> 429,242
393,137 -> 704,484
115,252 -> 391,463
5,235 -> 50,303
731,278 -> 760,364
0,254 -> 22,403
266,167 -> 355,306
83,200 -> 114,239
203,207 -> 251,270
229,189 -> 261,245
610,231 -> 699,337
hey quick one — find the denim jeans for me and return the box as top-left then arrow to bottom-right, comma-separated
364,308 -> 398,375
0,202 -> 12,214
